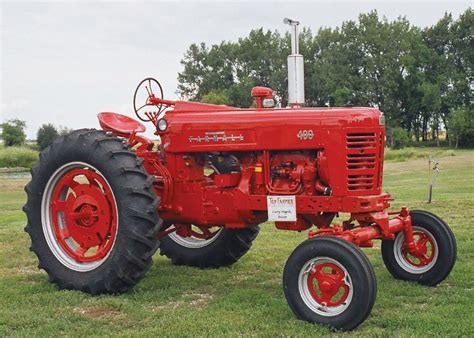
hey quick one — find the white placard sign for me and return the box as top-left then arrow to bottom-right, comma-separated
267,195 -> 297,222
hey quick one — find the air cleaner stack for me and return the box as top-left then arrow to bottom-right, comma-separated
284,17 -> 305,107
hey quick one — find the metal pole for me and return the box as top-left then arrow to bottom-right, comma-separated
428,155 -> 432,204
427,155 -> 439,204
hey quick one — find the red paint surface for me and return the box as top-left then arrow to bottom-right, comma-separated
97,90 -> 415,248
50,167 -> 118,263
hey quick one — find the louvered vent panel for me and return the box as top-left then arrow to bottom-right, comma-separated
346,133 -> 377,191
346,133 -> 377,148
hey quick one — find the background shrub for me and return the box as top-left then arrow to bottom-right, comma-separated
0,146 -> 38,169
391,127 -> 410,149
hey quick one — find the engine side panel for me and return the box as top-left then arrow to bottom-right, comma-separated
145,106 -> 387,227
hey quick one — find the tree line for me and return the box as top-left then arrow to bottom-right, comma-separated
177,9 -> 473,147
0,120 -> 72,150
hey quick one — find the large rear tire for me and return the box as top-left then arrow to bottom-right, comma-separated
381,210 -> 456,286
159,224 -> 259,268
24,129 -> 161,294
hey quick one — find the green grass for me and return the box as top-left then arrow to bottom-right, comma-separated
0,152 -> 473,336
0,146 -> 38,169
383,146 -> 465,162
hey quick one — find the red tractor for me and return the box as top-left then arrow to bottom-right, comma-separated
24,20 -> 456,331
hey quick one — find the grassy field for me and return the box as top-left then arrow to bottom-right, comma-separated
0,146 -> 38,170
0,150 -> 473,336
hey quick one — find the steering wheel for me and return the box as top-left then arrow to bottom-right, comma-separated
133,77 -> 164,122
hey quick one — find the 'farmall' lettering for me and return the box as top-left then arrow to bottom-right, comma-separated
189,131 -> 244,143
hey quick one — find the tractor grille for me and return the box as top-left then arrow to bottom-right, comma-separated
347,153 -> 376,169
347,174 -> 375,190
346,133 -> 377,148
346,132 -> 378,191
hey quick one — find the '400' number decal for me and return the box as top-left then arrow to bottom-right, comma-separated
297,130 -> 314,140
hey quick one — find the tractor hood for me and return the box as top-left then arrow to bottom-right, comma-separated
160,106 -> 384,153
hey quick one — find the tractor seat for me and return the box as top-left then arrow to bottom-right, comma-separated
97,112 -> 146,136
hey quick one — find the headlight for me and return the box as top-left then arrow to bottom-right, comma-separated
157,118 -> 168,132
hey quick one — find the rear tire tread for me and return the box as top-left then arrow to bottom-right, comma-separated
24,129 -> 161,294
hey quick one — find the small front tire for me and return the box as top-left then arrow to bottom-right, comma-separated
381,210 -> 456,286
283,236 -> 377,331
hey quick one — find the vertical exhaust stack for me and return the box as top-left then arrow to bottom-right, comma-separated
284,18 -> 305,107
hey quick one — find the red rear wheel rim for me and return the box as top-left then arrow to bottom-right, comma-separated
45,163 -> 118,267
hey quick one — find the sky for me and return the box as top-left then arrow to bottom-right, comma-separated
1,0 -> 472,139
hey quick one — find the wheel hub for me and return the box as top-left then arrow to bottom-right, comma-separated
48,166 -> 118,264
403,230 -> 436,267
63,185 -> 112,248
307,262 -> 350,307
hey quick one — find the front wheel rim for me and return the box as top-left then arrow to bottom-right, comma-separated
393,226 -> 438,274
298,257 -> 353,317
41,162 -> 118,272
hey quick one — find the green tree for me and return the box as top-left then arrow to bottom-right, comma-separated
177,42 -> 238,103
58,126 -> 74,136
333,87 -> 352,106
419,82 -> 441,141
178,28 -> 287,107
448,108 -> 473,148
392,127 -> 410,149
37,124 -> 59,150
202,91 -> 231,105
0,119 -> 26,146
423,10 -> 474,143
